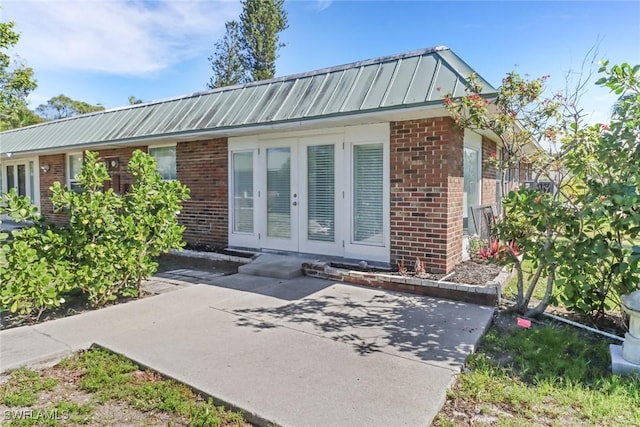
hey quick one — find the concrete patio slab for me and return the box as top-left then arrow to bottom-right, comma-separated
0,271 -> 494,426
238,253 -> 316,279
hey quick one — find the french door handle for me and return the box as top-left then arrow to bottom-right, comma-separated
292,201 -> 298,206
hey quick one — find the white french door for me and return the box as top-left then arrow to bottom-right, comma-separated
262,143 -> 299,251
298,137 -> 342,256
1,160 -> 39,206
228,124 -> 390,263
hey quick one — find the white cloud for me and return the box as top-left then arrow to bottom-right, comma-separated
315,0 -> 332,12
3,0 -> 241,76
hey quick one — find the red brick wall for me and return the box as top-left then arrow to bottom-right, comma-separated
177,138 -> 228,247
390,117 -> 464,274
39,154 -> 67,226
481,136 -> 497,206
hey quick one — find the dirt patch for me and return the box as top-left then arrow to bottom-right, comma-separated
428,260 -> 504,285
334,259 -> 504,286
0,354 -> 249,426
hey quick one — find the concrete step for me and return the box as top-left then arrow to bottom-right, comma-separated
238,253 -> 311,279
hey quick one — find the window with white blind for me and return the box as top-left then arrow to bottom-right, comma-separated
463,130 -> 482,234
67,153 -> 83,192
232,151 -> 254,233
353,143 -> 384,245
149,146 -> 176,180
307,144 -> 335,242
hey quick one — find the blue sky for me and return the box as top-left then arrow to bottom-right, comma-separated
3,0 -> 640,124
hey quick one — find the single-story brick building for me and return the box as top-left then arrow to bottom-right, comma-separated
0,46 -> 530,273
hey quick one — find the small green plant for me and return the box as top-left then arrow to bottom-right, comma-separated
67,348 -> 245,425
467,235 -> 486,260
0,368 -> 59,407
435,320 -> 640,425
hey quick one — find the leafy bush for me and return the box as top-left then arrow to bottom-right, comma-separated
0,189 -> 73,322
50,150 -> 190,307
445,60 -> 640,319
0,150 -> 190,319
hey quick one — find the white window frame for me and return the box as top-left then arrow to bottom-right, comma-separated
67,152 -> 83,191
343,124 -> 390,263
1,157 -> 40,211
148,144 -> 177,181
463,130 -> 482,234
228,144 -> 260,249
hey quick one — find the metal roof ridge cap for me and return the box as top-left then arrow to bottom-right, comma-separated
187,45 -> 451,98
0,46 -> 452,135
435,48 -> 497,93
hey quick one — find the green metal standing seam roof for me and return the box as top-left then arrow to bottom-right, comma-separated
0,46 -> 496,156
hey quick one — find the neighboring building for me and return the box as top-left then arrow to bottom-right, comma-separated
0,46 -> 513,273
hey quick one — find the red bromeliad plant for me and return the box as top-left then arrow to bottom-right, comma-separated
479,239 -> 519,263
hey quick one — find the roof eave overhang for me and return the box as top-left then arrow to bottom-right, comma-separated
1,103 -> 455,158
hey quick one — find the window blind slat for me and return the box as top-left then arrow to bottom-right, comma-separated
308,144 -> 335,242
353,144 -> 384,245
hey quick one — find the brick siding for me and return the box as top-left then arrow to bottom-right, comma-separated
389,117 -> 464,274
38,154 -> 67,226
176,138 -> 228,247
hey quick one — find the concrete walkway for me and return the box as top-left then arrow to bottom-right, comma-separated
0,271 -> 494,427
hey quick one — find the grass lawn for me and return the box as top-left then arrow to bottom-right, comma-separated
0,347 -> 249,426
434,311 -> 640,426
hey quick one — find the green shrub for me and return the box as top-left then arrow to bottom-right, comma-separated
0,149 -> 190,318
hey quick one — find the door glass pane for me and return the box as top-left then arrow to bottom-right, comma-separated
68,154 -> 83,192
29,161 -> 35,200
17,164 -> 26,197
6,166 -> 15,191
353,144 -> 383,245
232,151 -> 254,233
464,147 -> 480,233
267,147 -> 291,238
308,145 -> 334,242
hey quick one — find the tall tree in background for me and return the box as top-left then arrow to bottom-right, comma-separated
0,17 -> 38,130
128,95 -> 143,105
240,0 -> 288,81
207,0 -> 288,88
207,21 -> 247,89
36,94 -> 104,120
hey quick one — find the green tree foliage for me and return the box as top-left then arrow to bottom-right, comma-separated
240,0 -> 288,82
556,62 -> 640,318
0,17 -> 38,131
128,96 -> 143,105
445,63 -> 640,319
0,151 -> 190,320
36,94 -> 105,120
207,21 -> 247,89
207,0 -> 288,88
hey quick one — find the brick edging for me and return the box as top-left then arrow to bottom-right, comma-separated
302,261 -> 510,306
